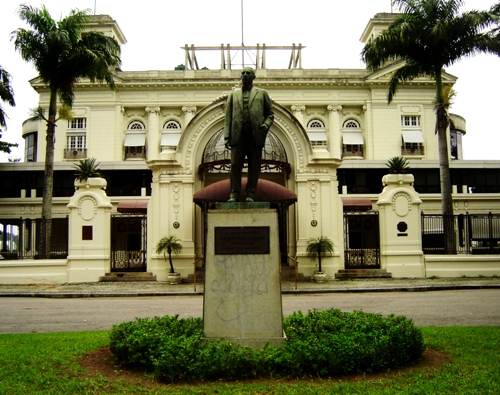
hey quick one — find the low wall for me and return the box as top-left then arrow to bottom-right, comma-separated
425,255 -> 500,277
0,260 -> 68,284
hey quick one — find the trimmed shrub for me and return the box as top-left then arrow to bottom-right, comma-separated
109,309 -> 424,381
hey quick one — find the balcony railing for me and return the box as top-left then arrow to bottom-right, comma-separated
342,146 -> 364,158
401,146 -> 425,156
64,148 -> 87,159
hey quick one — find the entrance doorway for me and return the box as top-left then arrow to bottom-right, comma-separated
110,214 -> 147,271
343,211 -> 380,269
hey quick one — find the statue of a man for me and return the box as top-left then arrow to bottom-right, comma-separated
224,67 -> 274,202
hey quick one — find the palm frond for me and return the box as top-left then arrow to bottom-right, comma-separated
73,157 -> 101,181
386,156 -> 410,174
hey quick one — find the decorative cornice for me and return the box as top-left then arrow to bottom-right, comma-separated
327,105 -> 342,113
182,106 -> 197,114
145,106 -> 161,114
291,105 -> 306,114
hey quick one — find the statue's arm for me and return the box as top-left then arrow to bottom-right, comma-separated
224,92 -> 233,144
262,90 -> 274,129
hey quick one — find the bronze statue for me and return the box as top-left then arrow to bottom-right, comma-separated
224,67 -> 274,202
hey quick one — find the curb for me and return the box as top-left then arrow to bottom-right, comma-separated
1,283 -> 499,298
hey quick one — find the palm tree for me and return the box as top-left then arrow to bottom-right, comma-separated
306,236 -> 334,273
361,0 -> 498,253
73,157 -> 101,182
12,5 -> 121,258
0,65 -> 17,154
156,236 -> 183,274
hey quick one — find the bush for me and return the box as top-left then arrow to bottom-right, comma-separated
109,309 -> 424,381
109,315 -> 203,369
281,309 -> 424,376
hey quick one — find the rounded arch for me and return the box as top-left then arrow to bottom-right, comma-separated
163,120 -> 181,130
127,120 -> 145,130
342,118 -> 361,129
307,118 -> 326,129
177,99 -> 313,179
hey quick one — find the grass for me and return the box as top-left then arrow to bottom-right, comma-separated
0,327 -> 499,394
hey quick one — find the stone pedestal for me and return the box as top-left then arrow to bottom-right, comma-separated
377,174 -> 425,277
67,178 -> 112,282
203,203 -> 285,348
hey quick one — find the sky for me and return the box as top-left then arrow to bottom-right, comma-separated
1,0 -> 499,162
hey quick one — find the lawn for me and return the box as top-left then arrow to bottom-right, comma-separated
0,327 -> 499,394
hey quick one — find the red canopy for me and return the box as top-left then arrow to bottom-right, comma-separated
341,197 -> 372,210
117,199 -> 148,213
193,178 -> 297,205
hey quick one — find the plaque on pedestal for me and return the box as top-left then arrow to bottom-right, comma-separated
203,208 -> 285,348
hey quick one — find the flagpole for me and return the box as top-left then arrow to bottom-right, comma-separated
241,0 -> 244,67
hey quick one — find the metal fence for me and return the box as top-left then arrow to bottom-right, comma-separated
422,213 -> 500,255
0,217 -> 68,260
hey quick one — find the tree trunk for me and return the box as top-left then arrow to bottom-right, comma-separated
318,252 -> 322,273
168,247 -> 175,273
435,71 -> 456,254
40,89 -> 57,259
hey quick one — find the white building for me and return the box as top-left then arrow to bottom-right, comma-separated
0,13 -> 499,284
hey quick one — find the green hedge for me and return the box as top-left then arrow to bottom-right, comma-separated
109,309 -> 424,382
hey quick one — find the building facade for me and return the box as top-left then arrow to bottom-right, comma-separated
1,13 -> 499,283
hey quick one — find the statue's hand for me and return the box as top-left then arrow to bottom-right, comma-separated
224,139 -> 230,150
260,124 -> 269,131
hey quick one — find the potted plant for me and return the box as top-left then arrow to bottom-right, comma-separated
73,157 -> 106,189
383,156 -> 413,186
156,236 -> 183,284
306,236 -> 334,283
386,156 -> 410,174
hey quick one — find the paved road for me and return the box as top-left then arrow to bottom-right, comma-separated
1,289 -> 499,334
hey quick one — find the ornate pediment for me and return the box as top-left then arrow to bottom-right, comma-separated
364,61 -> 457,85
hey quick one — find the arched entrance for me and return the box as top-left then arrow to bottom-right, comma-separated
195,129 -> 295,264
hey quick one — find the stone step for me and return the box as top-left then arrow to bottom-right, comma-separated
335,269 -> 392,279
184,266 -> 310,283
99,272 -> 157,282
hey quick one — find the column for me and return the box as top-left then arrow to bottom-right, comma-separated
291,105 -> 306,128
182,106 -> 197,126
146,106 -> 161,160
327,105 -> 342,159
364,102 -> 373,159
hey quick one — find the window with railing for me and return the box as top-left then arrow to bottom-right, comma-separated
161,120 -> 182,150
306,118 -> 327,148
401,142 -> 425,156
65,118 -> 87,159
342,119 -> 364,158
401,115 -> 424,156
124,120 -> 147,160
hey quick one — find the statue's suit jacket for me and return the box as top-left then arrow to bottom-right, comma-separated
224,87 -> 274,146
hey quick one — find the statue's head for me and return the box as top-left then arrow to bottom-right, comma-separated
241,67 -> 256,86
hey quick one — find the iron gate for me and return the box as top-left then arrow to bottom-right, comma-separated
343,211 -> 380,269
111,214 -> 147,271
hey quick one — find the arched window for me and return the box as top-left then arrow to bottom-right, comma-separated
161,120 -> 182,150
306,119 -> 327,147
128,120 -> 145,130
124,120 -> 146,160
343,119 -> 360,129
342,119 -> 364,159
163,120 -> 181,130
307,119 -> 325,129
